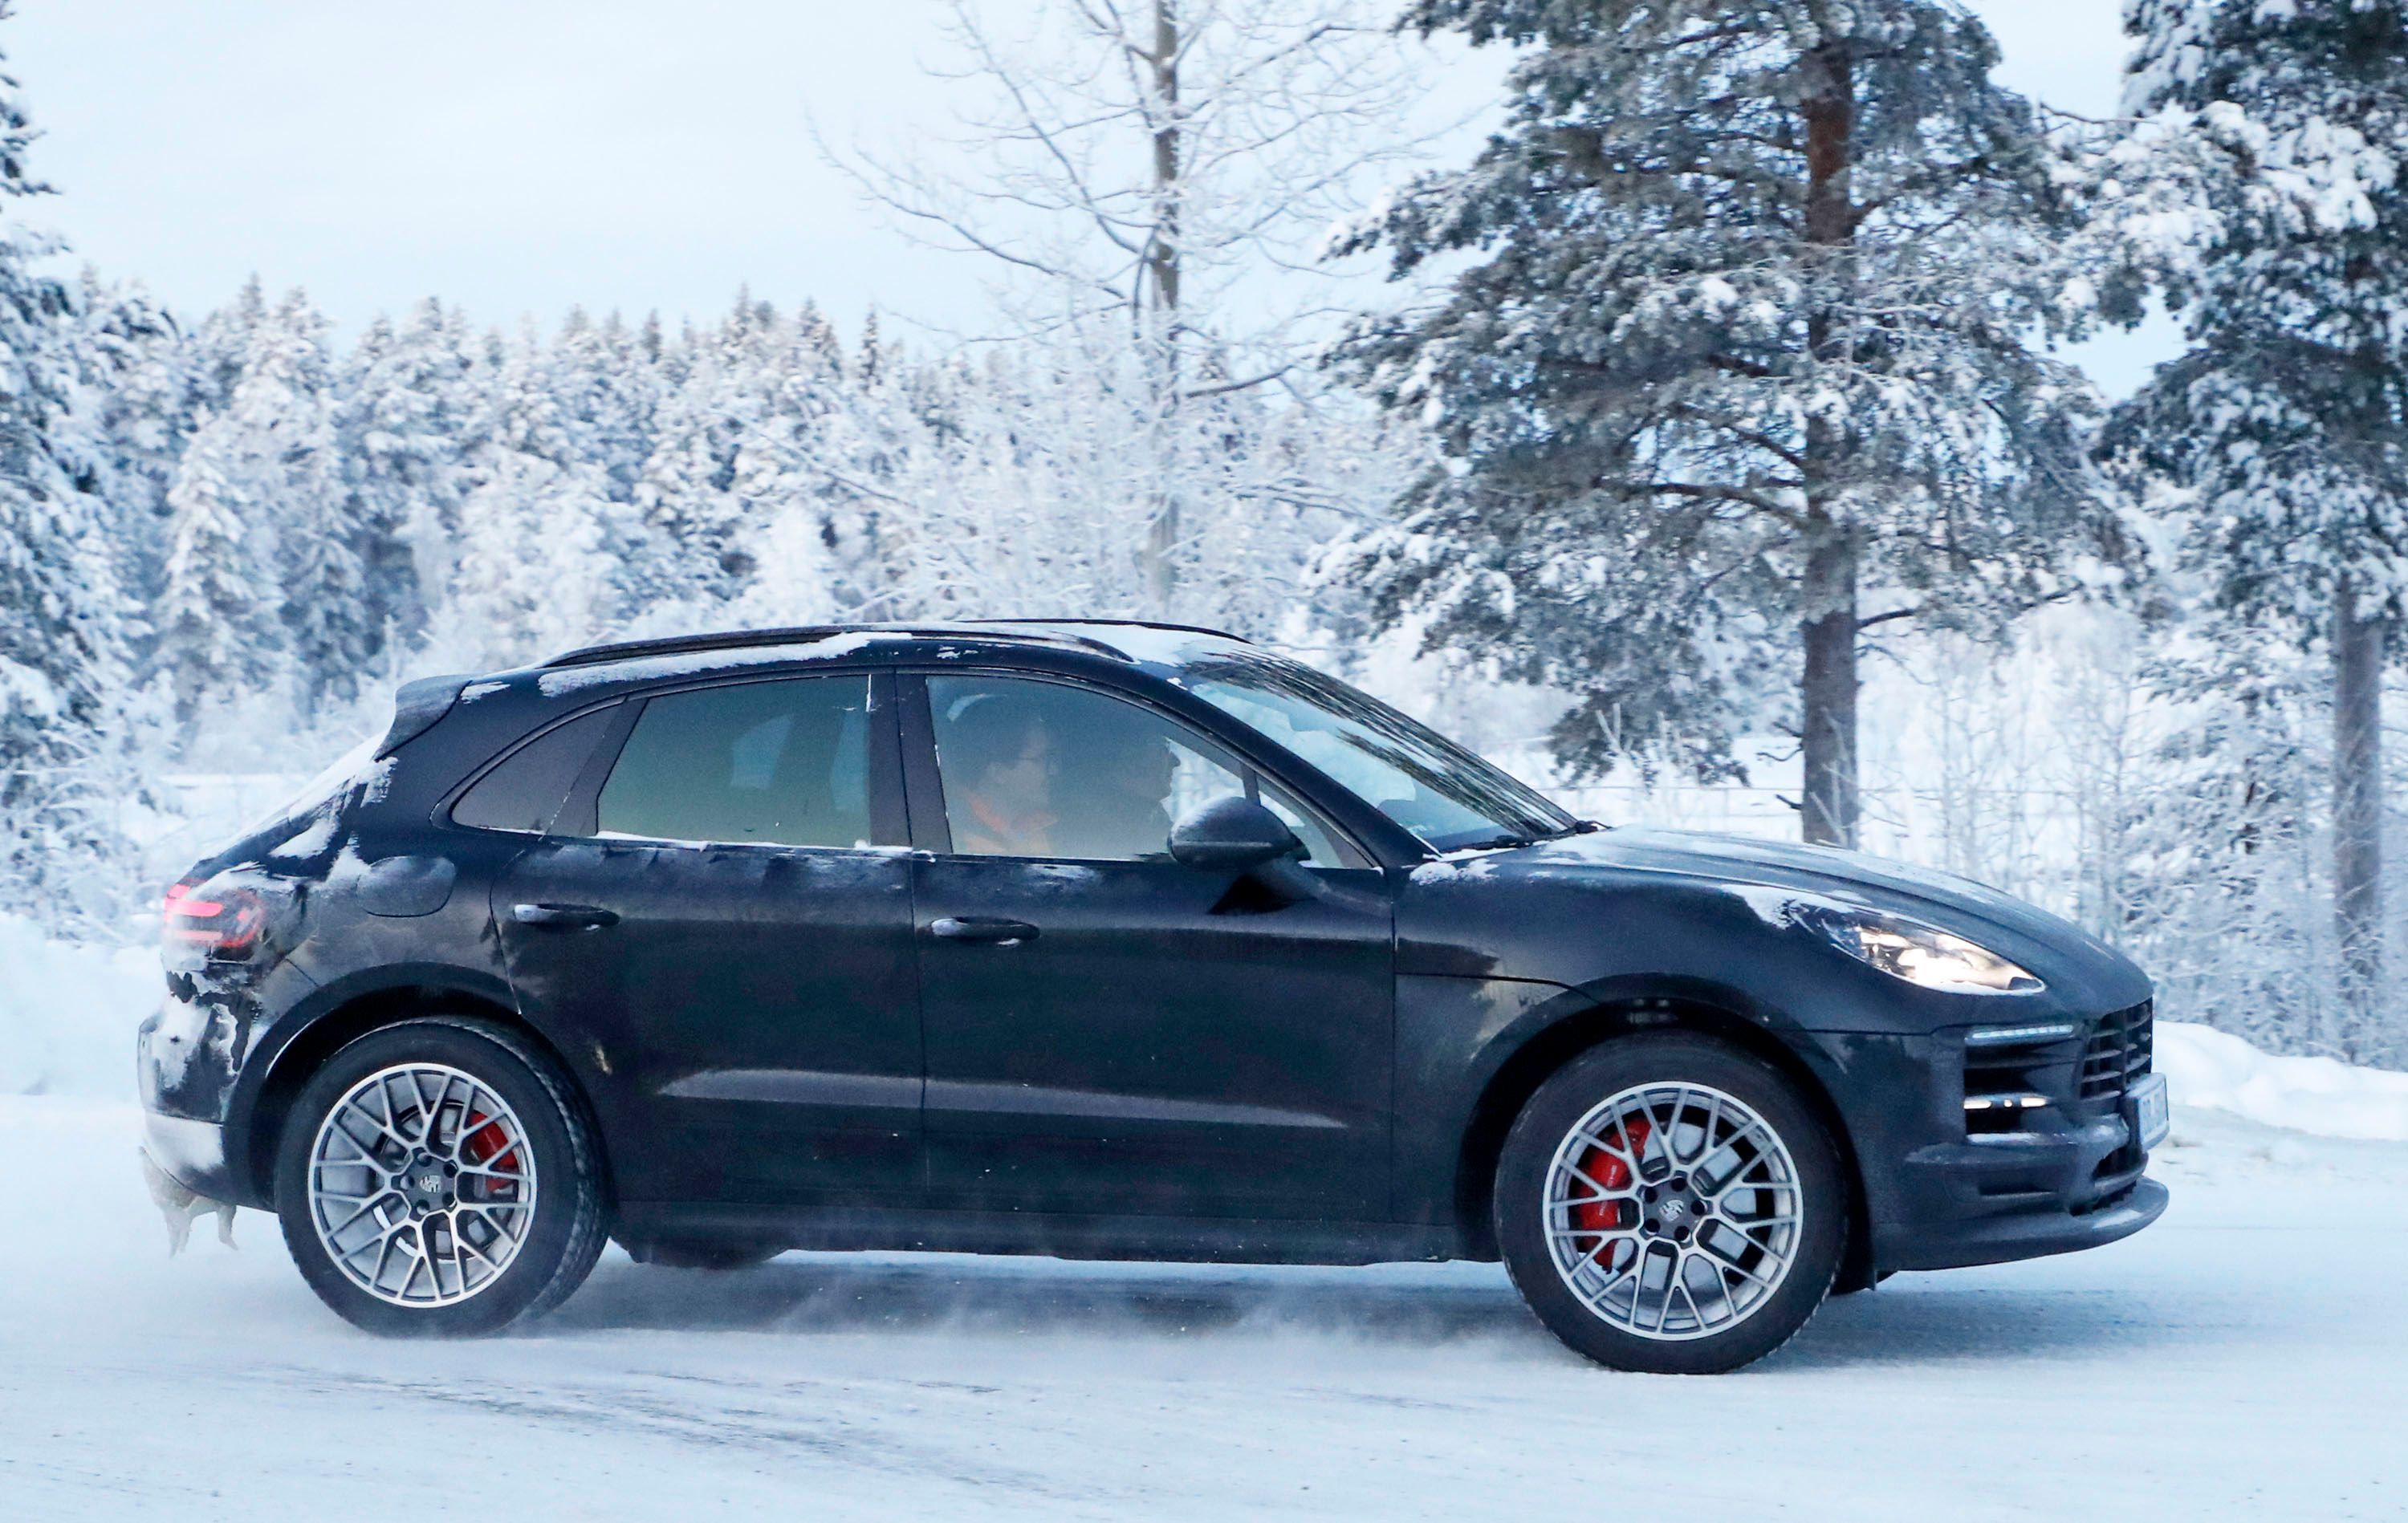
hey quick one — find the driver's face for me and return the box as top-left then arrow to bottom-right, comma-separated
1110,739 -> 1175,799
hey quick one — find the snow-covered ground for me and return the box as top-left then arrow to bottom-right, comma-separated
2,1093 -> 2402,1521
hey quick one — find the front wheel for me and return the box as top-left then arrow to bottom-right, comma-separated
275,1017 -> 609,1336
1495,1034 -> 1845,1374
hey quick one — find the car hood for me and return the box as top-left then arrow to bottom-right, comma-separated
1425,825 -> 2149,1006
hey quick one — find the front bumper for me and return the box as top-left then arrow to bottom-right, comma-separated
1834,1006 -> 2169,1277
1886,1175 -> 2167,1271
1880,1089 -> 2168,1273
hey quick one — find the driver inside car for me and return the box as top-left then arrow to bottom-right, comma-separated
1053,726 -> 1179,860
941,695 -> 1060,856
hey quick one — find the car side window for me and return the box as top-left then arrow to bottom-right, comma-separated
1259,781 -> 1352,869
450,705 -> 617,835
592,676 -> 874,849
928,675 -> 1325,864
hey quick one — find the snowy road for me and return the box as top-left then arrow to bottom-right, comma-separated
2,1100 -> 2401,1521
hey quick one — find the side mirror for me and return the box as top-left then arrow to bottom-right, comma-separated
1169,795 -> 1304,873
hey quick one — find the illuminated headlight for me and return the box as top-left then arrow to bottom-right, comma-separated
1789,904 -> 2044,995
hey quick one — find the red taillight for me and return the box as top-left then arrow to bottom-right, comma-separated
163,877 -> 267,958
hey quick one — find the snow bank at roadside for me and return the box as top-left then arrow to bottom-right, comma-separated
0,916 -> 158,1098
2158,1020 -> 2408,1143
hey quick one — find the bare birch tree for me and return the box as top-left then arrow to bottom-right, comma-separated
827,0 -> 1439,615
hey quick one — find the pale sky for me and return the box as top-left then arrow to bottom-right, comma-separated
6,0 -> 2174,390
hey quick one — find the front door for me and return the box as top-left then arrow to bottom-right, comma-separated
494,670 -> 922,1206
903,671 -> 1394,1221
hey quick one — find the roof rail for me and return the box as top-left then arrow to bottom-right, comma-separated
538,623 -> 1131,671
969,617 -> 1253,645
541,626 -> 853,670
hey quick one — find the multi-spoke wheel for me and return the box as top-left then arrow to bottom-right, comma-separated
304,1064 -> 539,1307
1495,1034 -> 1845,1374
276,1017 -> 608,1335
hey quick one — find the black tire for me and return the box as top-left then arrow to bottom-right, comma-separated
624,1238 -> 784,1271
1494,1033 -> 1846,1375
275,1016 -> 610,1336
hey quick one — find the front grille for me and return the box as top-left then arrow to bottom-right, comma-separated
2079,1001 -> 2154,1103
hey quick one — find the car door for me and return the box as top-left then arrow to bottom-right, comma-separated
491,669 -> 923,1207
901,668 -> 1395,1222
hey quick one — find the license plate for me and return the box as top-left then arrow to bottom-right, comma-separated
2126,1072 -> 2170,1152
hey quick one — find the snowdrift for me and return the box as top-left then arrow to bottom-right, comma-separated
2154,1020 -> 2408,1143
0,916 -> 159,1097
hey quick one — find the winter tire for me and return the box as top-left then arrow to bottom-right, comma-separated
1495,1034 -> 1845,1375
275,1017 -> 609,1336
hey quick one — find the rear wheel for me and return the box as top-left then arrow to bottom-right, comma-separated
1495,1034 -> 1845,1374
275,1017 -> 609,1336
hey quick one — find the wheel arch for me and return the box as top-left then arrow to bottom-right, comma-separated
1450,986 -> 1874,1289
233,969 -> 612,1210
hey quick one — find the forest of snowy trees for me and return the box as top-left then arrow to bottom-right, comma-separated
2,0 -> 2406,1067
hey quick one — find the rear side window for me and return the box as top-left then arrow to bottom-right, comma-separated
595,676 -> 874,849
450,707 -> 616,835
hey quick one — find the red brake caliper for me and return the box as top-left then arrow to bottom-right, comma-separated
461,1111 -> 519,1199
1569,1118 -> 1650,1269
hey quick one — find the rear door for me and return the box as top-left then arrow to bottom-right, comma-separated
491,670 -> 923,1207
902,669 -> 1395,1221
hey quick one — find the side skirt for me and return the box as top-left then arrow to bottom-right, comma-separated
615,1203 -> 1473,1268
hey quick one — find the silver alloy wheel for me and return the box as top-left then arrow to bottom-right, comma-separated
305,1062 -> 540,1309
1543,1082 -> 1804,1342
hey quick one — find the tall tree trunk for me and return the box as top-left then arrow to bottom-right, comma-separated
1798,35 -> 1859,848
1801,530 -> 1860,847
2333,575 -> 2384,1046
1141,0 -> 1183,612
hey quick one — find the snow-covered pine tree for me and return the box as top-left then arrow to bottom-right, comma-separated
157,408 -> 283,730
447,323 -> 619,668
628,294 -> 781,619
236,289 -> 368,717
61,277 -> 191,632
1333,0 -> 2110,844
720,301 -> 867,628
2103,0 -> 2408,1054
335,300 -> 482,656
549,307 -> 659,508
191,274 -> 264,415
0,10 -> 137,921
2114,633 -> 2331,1054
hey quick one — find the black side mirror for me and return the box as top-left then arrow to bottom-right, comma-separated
1169,795 -> 1304,873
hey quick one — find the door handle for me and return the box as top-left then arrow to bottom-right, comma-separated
929,916 -> 1040,945
511,903 -> 620,930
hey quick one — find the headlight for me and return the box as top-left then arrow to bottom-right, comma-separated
1788,904 -> 2044,995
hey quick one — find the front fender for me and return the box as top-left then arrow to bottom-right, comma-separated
1389,969 -> 1909,1236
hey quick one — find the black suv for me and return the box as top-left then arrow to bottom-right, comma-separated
139,622 -> 2167,1372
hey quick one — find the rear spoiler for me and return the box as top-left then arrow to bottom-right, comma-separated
377,674 -> 474,759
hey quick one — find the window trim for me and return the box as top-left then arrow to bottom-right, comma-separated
896,668 -> 1371,869
553,668 -> 909,851
439,700 -> 628,838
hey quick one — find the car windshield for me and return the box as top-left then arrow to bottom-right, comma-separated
1176,650 -> 1577,853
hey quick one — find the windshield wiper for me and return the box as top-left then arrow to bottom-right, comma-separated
1448,833 -> 1540,852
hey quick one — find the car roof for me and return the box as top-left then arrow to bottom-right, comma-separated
537,619 -> 1251,674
